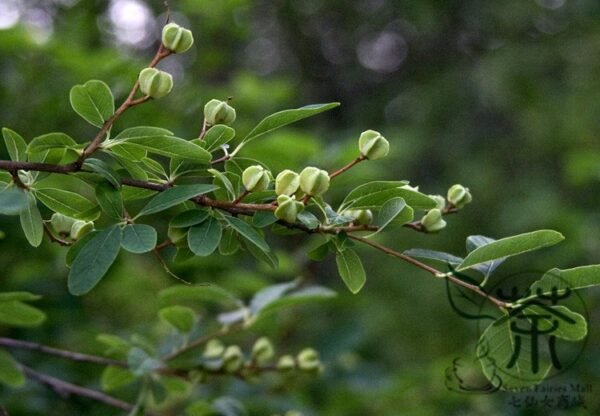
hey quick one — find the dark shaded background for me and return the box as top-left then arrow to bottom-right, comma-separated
1,0 -> 599,414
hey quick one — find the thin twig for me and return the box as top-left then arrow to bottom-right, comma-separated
0,337 -> 126,367
329,155 -> 365,179
162,325 -> 242,362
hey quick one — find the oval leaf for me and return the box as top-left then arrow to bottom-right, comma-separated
95,181 -> 123,219
0,349 -> 25,387
69,80 -> 115,127
188,216 -> 222,257
27,133 -> 77,155
35,188 -> 98,220
457,230 -> 565,272
221,215 -> 269,253
158,305 -> 196,333
2,127 -> 27,162
20,192 -> 43,247
336,248 -> 366,294
138,184 -> 219,217
68,225 -> 122,295
121,224 -> 157,253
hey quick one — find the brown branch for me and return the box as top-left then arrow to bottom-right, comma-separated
232,189 -> 250,205
20,365 -> 154,414
162,325 -> 243,362
0,337 -> 126,367
329,155 -> 365,180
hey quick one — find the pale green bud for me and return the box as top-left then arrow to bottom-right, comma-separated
251,337 -> 275,364
429,195 -> 446,211
275,169 -> 300,196
204,99 -> 236,126
223,345 -> 244,372
161,23 -> 194,53
285,412 -> 304,416
275,195 -> 304,223
50,213 -> 76,235
167,226 -> 188,247
242,165 -> 271,192
447,184 -> 472,208
276,355 -> 296,372
421,208 -> 447,233
70,220 -> 94,240
297,348 -> 321,372
203,339 -> 225,359
299,167 -> 330,196
344,209 -> 373,225
138,68 -> 173,98
358,129 -> 389,160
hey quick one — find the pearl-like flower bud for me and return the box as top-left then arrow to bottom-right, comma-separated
161,23 -> 194,53
50,213 -> 76,235
223,345 -> 244,373
344,209 -> 373,225
358,130 -> 389,160
204,99 -> 236,126
242,165 -> 271,192
251,337 -> 275,364
275,169 -> 300,196
299,167 -> 330,196
429,195 -> 446,211
203,339 -> 225,359
447,184 -> 472,208
421,208 -> 447,233
275,195 -> 304,223
138,68 -> 173,99
296,348 -> 321,372
276,355 -> 296,372
70,220 -> 94,240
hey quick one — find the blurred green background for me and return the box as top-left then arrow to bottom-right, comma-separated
1,0 -> 600,414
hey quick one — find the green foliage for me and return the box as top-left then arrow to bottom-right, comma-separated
69,80 -> 115,128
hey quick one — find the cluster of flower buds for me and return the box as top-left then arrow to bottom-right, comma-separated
275,195 -> 304,223
50,213 -> 93,240
447,184 -> 472,208
344,209 -> 374,225
204,99 -> 237,126
242,165 -> 271,192
358,130 -> 389,160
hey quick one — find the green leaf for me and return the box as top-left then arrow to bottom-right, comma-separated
170,209 -> 210,228
95,181 -> 123,219
83,158 -> 121,188
366,197 -> 405,237
477,314 -> 551,390
65,231 -> 98,267
138,184 -> 219,217
68,225 -> 122,295
308,240 -> 331,261
2,127 -> 27,162
27,133 -> 77,155
256,286 -> 337,317
457,230 -> 565,271
0,301 -> 46,327
202,125 -> 236,153
0,187 -> 28,215
402,248 -> 463,265
121,224 -> 157,254
188,216 -> 222,257
207,168 -> 236,199
335,248 -> 366,294
159,284 -> 242,308
233,103 -> 340,154
465,235 -> 505,278
249,280 -> 298,314
159,305 -> 196,333
0,349 -> 25,387
109,142 -> 147,161
297,211 -> 320,229
341,182 -> 435,211
219,227 -> 240,255
528,266 -> 600,298
100,366 -> 135,392
252,211 -> 278,228
221,215 -> 270,253
340,181 -> 408,210
35,188 -> 98,220
521,304 -> 587,341
0,291 -> 41,302
69,80 -> 114,128
20,192 -> 43,247
243,239 -> 278,269
127,347 -> 162,376
114,127 -> 211,162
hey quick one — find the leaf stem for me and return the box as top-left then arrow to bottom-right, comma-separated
329,155 -> 365,180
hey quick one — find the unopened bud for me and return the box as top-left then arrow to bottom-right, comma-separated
358,130 -> 389,160
50,213 -> 76,235
421,208 -> 447,233
138,68 -> 173,99
223,345 -> 244,372
275,170 -> 300,196
276,355 -> 296,372
251,337 -> 275,364
242,165 -> 271,192
429,195 -> 446,211
345,209 -> 373,225
203,339 -> 225,359
204,99 -> 236,126
296,348 -> 321,372
161,23 -> 194,53
299,167 -> 329,196
275,195 -> 304,223
447,184 -> 472,208
70,220 -> 94,240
